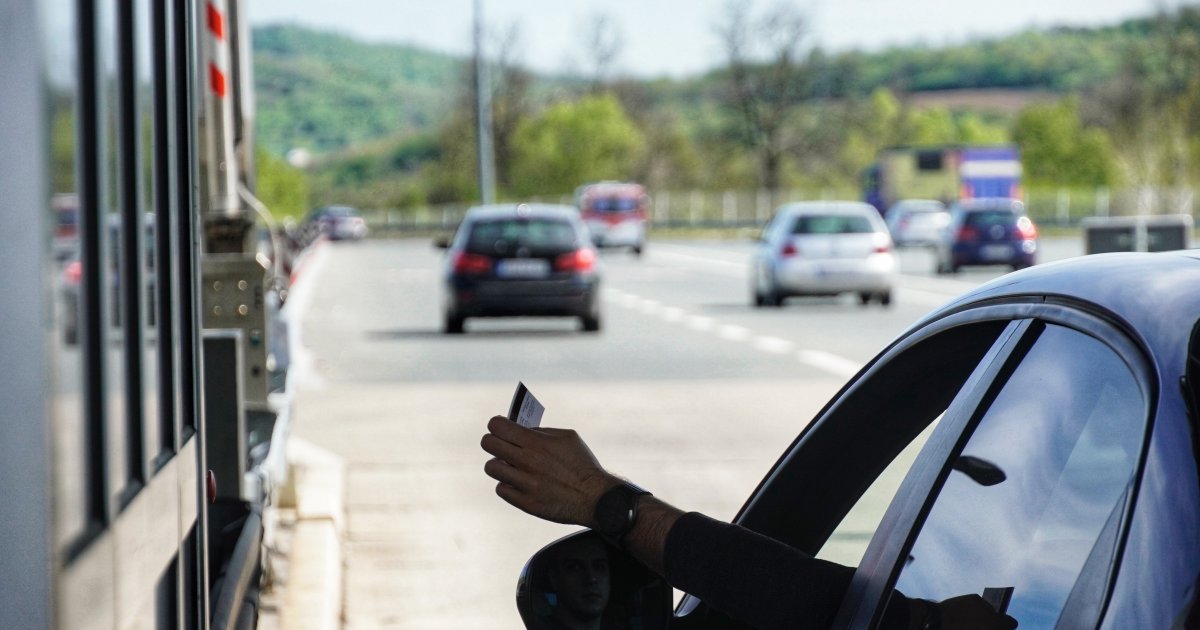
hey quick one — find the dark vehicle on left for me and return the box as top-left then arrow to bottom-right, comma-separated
439,204 -> 602,334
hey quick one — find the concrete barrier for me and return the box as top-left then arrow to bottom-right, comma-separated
1081,215 -> 1194,254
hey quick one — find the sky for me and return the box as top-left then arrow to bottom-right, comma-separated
246,0 -> 1169,78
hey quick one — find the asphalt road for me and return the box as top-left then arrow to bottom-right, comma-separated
289,236 -> 1083,628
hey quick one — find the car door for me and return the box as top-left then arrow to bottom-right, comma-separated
834,309 -> 1152,629
672,301 -> 1152,630
672,308 -> 1014,625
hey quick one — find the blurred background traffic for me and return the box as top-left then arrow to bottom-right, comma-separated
242,1 -> 1200,237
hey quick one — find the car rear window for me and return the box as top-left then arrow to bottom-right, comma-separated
466,218 -> 580,254
964,210 -> 1017,227
793,214 -> 875,235
587,197 -> 640,213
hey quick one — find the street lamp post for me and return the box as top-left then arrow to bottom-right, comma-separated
474,0 -> 496,205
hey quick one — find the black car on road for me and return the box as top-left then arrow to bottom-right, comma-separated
440,204 -> 602,334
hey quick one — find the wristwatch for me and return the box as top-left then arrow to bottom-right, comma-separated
591,482 -> 651,547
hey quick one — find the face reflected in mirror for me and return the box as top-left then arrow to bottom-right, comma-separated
546,534 -> 611,628
517,531 -> 671,630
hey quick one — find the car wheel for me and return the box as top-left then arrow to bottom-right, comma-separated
878,291 -> 892,307
858,292 -> 872,307
444,313 -> 465,335
581,314 -> 601,332
632,244 -> 643,257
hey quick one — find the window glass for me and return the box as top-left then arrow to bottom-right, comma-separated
467,218 -> 580,254
965,210 -> 1018,227
892,324 -> 1145,626
46,0 -> 88,548
135,0 -> 162,465
587,197 -> 640,213
816,419 -> 939,567
793,215 -> 874,235
98,0 -> 130,508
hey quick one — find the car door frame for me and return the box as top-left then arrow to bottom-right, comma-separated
673,303 -> 1019,621
833,299 -> 1158,629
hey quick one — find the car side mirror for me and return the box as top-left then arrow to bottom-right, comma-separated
516,530 -> 671,630
433,234 -> 451,249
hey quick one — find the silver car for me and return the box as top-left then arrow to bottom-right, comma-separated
884,199 -> 949,248
751,201 -> 897,307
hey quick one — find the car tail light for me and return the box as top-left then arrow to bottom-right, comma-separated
1017,216 -> 1038,239
555,248 -> 596,272
874,243 -> 891,254
956,226 -> 979,242
781,242 -> 799,257
64,260 -> 82,286
453,252 -> 493,275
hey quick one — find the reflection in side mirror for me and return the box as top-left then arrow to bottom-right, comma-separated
517,530 -> 671,630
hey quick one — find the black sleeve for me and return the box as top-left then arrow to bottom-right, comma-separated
663,512 -> 912,630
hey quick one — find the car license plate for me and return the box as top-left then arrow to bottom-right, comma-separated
981,244 -> 1013,261
496,258 -> 550,278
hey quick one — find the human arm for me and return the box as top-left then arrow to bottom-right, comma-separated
481,416 -> 1014,630
480,415 -> 681,572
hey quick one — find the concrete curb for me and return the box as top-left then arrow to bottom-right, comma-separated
277,437 -> 345,630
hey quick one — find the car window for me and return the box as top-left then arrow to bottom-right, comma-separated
793,214 -> 875,235
587,197 -> 640,212
965,210 -> 1017,227
466,218 -> 580,254
816,417 -> 940,568
889,323 -> 1145,627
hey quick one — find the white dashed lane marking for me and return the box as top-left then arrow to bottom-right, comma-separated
602,287 -> 863,378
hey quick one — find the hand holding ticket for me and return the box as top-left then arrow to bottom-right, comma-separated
508,381 -> 545,428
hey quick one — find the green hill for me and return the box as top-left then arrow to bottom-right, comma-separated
253,24 -> 464,154
252,17 -> 1157,157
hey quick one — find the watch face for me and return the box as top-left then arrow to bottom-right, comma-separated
595,488 -> 632,537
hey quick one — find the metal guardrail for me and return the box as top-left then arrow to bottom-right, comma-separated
352,186 -> 1199,234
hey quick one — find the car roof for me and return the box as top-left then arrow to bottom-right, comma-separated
776,201 -> 879,216
927,250 -> 1200,376
465,203 -> 581,221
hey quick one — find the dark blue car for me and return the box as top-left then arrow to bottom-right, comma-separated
519,250 -> 1200,629
935,198 -> 1038,273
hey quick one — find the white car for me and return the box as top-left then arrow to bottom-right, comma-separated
884,199 -> 949,248
751,201 -> 897,307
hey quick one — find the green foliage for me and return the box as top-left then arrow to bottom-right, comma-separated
253,25 -> 462,155
254,9 -> 1200,204
1012,98 -> 1118,186
509,94 -> 646,196
255,147 -> 310,220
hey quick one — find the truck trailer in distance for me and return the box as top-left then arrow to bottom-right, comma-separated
864,145 -> 1023,213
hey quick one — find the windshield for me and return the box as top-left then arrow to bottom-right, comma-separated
586,197 -> 641,213
793,215 -> 876,235
465,218 -> 580,254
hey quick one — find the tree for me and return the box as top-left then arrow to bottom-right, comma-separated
716,0 -> 813,195
255,147 -> 310,220
1012,98 -> 1117,186
509,94 -> 646,196
576,12 -> 624,91
429,21 -> 536,203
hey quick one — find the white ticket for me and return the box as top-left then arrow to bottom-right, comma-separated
508,381 -> 545,428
